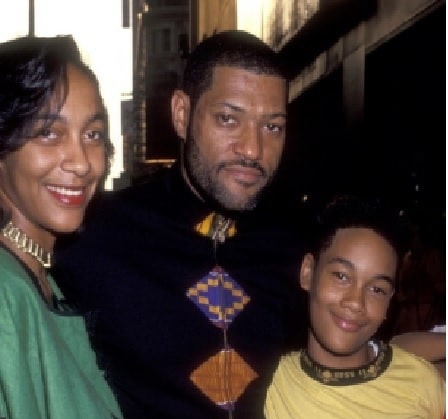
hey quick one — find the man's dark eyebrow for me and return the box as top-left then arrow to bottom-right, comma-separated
327,257 -> 395,286
213,101 -> 287,119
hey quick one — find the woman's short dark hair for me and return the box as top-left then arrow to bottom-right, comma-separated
183,30 -> 288,109
0,35 -> 113,161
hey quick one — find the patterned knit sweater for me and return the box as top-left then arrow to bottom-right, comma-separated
53,164 -> 307,419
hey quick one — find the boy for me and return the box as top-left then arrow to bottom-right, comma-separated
265,196 -> 445,418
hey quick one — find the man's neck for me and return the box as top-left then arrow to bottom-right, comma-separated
180,158 -> 205,203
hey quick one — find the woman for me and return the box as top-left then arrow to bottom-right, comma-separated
0,36 -> 122,418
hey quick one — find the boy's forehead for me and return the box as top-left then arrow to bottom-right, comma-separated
321,227 -> 397,259
314,227 -> 398,284
329,227 -> 381,245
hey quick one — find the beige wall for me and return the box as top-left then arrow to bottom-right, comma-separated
194,0 -> 237,44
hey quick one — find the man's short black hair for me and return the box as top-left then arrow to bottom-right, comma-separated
183,30 -> 287,109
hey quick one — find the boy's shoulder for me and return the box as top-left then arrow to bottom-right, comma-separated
391,343 -> 438,365
389,343 -> 445,399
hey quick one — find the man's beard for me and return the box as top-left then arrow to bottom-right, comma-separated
183,133 -> 271,212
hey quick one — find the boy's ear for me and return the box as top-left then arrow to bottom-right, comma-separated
300,253 -> 315,291
171,89 -> 190,141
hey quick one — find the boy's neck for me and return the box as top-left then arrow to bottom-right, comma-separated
307,334 -> 375,369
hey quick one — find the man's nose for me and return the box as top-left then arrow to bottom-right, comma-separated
232,123 -> 262,160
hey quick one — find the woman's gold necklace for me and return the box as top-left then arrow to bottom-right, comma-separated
1,221 -> 52,269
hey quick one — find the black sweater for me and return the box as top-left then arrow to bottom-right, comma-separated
53,165 -> 308,419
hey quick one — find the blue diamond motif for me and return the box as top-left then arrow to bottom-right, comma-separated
186,265 -> 250,329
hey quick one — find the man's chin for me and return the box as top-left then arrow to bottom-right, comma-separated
214,191 -> 259,212
189,172 -> 261,211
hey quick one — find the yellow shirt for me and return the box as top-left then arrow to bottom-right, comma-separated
265,343 -> 445,419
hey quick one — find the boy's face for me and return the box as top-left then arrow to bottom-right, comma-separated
300,227 -> 397,368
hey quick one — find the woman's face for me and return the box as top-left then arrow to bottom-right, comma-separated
0,64 -> 107,240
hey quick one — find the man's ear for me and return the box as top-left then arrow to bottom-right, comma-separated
171,89 -> 190,141
300,253 -> 315,291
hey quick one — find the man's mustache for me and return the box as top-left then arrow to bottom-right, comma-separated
217,160 -> 267,177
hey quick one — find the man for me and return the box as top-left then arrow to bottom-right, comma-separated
54,30 -> 307,418
265,196 -> 445,418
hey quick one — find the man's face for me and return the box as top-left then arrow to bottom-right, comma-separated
184,66 -> 287,211
300,227 -> 397,368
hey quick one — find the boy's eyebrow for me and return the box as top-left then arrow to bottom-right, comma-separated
327,257 -> 395,286
373,274 -> 395,286
327,257 -> 354,269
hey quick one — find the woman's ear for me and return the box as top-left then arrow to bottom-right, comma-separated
300,253 -> 315,291
171,89 -> 190,141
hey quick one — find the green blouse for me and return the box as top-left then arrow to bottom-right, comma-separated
0,247 -> 122,419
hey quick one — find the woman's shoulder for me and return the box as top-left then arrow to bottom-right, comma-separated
0,247 -> 27,287
0,248 -> 44,310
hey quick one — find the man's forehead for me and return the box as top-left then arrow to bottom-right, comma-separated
206,65 -> 287,99
210,64 -> 284,81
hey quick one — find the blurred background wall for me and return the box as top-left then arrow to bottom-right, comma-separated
0,0 -> 444,220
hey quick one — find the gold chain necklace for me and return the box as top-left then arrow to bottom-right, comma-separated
1,221 -> 52,269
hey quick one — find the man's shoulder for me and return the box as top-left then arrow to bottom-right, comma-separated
110,167 -> 172,204
87,167 -> 175,218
